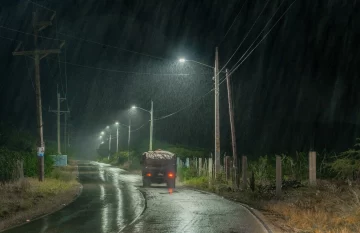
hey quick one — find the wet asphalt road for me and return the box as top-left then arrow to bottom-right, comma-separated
3,162 -> 268,233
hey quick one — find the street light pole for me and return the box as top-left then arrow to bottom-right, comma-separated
115,122 -> 119,153
150,100 -> 153,151
108,134 -> 111,160
128,117 -> 131,162
214,47 -> 221,177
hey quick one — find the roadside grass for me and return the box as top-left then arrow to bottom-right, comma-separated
183,177 -> 360,233
0,164 -> 80,231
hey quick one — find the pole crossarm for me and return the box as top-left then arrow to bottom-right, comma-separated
13,49 -> 60,57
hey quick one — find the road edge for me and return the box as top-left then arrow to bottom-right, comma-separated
119,187 -> 147,232
0,165 -> 83,233
185,187 -> 282,233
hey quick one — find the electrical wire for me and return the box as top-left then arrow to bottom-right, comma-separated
0,35 -> 22,42
57,32 -> 165,61
27,0 -> 55,12
1,24 -> 164,62
154,89 -> 214,121
0,25 -> 62,41
228,0 -> 287,75
218,0 -> 270,76
52,59 -> 193,76
218,0 -> 249,46
228,0 -> 298,77
131,121 -> 149,132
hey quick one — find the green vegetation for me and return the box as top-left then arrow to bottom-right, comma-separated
0,124 -> 60,182
97,139 -> 210,171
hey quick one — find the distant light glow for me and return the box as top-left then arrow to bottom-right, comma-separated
106,126 -> 109,129
115,122 -> 119,125
99,135 -> 102,139
131,106 -> 136,109
101,141 -> 104,144
101,131 -> 105,135
179,58 -> 186,63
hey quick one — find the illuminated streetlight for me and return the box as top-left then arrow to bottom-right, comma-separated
115,122 -> 119,152
101,131 -> 104,135
179,58 -> 186,63
130,102 -> 154,151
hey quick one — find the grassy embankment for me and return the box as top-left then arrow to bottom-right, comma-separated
0,161 -> 81,231
181,170 -> 360,233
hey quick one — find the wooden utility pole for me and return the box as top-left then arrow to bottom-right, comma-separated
12,10 -> 61,181
276,155 -> 282,196
225,69 -> 239,188
49,90 -> 69,155
214,47 -> 221,177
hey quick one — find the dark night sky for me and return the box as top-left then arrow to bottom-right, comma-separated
1,0 -> 360,158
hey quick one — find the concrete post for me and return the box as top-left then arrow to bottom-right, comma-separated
186,158 -> 190,168
276,155 -> 282,196
199,158 -> 202,176
209,158 -> 213,179
242,156 -> 247,189
309,151 -> 317,186
177,157 -> 181,169
225,156 -> 231,180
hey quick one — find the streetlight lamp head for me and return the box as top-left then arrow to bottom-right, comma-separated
106,126 -> 109,129
115,122 -> 119,125
101,131 -> 104,135
131,106 -> 136,109
179,58 -> 186,63
99,135 -> 102,139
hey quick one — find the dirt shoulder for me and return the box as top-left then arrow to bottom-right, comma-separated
0,164 -> 82,232
183,179 -> 360,233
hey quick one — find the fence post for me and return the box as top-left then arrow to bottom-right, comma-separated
276,155 -> 282,196
309,151 -> 317,186
177,157 -> 181,169
225,156 -> 230,180
198,158 -> 202,176
186,158 -> 190,168
241,155 -> 247,189
209,158 -> 213,179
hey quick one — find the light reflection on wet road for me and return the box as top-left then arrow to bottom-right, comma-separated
3,162 -> 268,233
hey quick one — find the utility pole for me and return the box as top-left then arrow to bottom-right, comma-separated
128,117 -> 131,162
50,89 -> 69,154
214,47 -> 221,176
63,112 -> 69,154
226,69 -> 238,188
116,124 -> 119,153
149,100 -> 154,151
108,134 -> 112,160
12,10 -> 62,181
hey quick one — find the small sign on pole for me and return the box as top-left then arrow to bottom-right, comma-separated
37,147 -> 45,157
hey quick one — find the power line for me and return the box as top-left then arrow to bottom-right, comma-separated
229,0 -> 287,75
154,89 -> 214,121
0,35 -> 22,42
131,122 -> 149,132
0,25 -> 62,41
229,0 -> 299,77
218,0 -> 249,46
218,0 -> 270,76
27,0 -> 56,12
57,32 -> 165,61
53,59 -> 193,76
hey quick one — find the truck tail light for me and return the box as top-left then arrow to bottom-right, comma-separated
168,172 -> 174,178
146,173 -> 152,177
